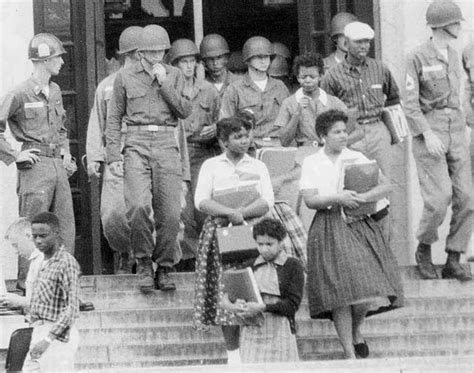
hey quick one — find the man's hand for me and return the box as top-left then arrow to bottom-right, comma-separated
30,339 -> 50,360
62,152 -> 72,169
153,63 -> 167,85
423,130 -> 445,157
16,149 -> 40,164
199,124 -> 216,140
87,161 -> 102,178
1,293 -> 27,308
181,181 -> 189,209
109,161 -> 123,177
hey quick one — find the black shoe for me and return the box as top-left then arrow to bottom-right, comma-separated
136,256 -> 154,292
354,341 -> 369,358
155,267 -> 176,291
442,262 -> 472,282
415,245 -> 438,279
79,300 -> 95,312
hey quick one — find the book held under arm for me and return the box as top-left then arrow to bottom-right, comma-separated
382,104 -> 410,145
342,160 -> 379,216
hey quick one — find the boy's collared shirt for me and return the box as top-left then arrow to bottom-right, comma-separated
29,247 -> 80,342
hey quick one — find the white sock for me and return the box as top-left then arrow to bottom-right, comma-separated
227,349 -> 241,365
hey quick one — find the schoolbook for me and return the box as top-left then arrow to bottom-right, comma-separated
382,104 -> 410,145
222,267 -> 264,305
342,160 -> 379,216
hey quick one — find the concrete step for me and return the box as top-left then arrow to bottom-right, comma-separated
76,355 -> 474,373
79,263 -> 474,293
297,330 -> 474,356
75,340 -> 226,365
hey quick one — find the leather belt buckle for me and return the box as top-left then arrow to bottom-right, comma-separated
147,125 -> 159,132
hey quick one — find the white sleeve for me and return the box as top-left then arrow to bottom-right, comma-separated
258,163 -> 275,209
299,156 -> 316,190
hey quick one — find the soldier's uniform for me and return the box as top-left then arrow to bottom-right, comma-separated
405,39 -> 474,256
462,41 -> 474,128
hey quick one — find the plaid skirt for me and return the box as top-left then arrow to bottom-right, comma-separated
240,294 -> 299,363
268,202 -> 308,270
307,208 -> 404,319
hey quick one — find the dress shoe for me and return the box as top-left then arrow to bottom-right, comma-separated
79,300 -> 95,312
415,245 -> 438,279
354,341 -> 369,358
116,252 -> 133,275
442,262 -> 472,282
155,267 -> 176,291
136,256 -> 154,292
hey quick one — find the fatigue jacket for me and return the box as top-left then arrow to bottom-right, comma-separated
205,69 -> 240,100
405,39 -> 463,136
106,61 -> 192,163
220,73 -> 289,139
0,76 -> 68,165
462,41 -> 474,126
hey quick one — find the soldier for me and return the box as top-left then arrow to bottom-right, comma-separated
220,36 -> 289,147
227,51 -> 247,76
200,34 -> 240,98
323,12 -> 358,73
320,22 -> 401,179
269,42 -> 293,91
0,33 -> 75,254
106,25 -> 192,292
168,39 -> 220,268
86,26 -> 142,274
405,0 -> 473,281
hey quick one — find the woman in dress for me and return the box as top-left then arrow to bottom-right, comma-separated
236,218 -> 304,363
193,116 -> 274,364
300,109 -> 404,359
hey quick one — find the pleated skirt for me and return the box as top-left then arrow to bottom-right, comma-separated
307,208 -> 404,319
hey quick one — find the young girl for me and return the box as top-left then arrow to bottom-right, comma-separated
193,116 -> 274,363
300,109 -> 404,359
235,218 -> 304,363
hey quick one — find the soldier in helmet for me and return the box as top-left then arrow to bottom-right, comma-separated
168,39 -> 220,269
106,25 -> 192,292
86,26 -> 142,274
0,33 -> 75,258
220,36 -> 289,147
200,34 -> 240,98
227,51 -> 247,76
269,42 -> 293,91
323,12 -> 358,73
405,0 -> 473,281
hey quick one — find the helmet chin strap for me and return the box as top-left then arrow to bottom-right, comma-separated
442,27 -> 458,39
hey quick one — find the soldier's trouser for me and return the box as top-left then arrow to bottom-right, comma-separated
123,129 -> 182,268
412,109 -> 474,253
17,156 -> 75,253
180,143 -> 218,259
100,164 -> 131,254
350,120 -> 392,179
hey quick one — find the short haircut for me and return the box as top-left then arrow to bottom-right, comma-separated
315,109 -> 348,138
30,212 -> 60,232
216,116 -> 252,141
252,218 -> 287,242
292,52 -> 324,77
5,218 -> 31,241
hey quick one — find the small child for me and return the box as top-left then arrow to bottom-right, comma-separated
236,218 -> 304,363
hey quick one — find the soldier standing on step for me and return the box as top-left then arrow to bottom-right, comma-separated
168,39 -> 220,270
86,26 -> 143,275
106,25 -> 192,292
0,33 -> 76,285
404,0 -> 473,281
21,212 -> 80,372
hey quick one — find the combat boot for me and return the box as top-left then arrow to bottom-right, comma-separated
136,256 -> 154,292
155,266 -> 176,291
116,252 -> 133,275
415,243 -> 438,279
442,252 -> 472,282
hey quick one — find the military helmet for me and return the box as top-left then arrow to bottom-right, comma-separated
268,55 -> 289,77
227,51 -> 246,72
168,39 -> 199,64
329,12 -> 358,37
272,42 -> 291,60
138,24 -> 170,51
426,0 -> 464,28
28,33 -> 66,61
242,36 -> 273,62
118,26 -> 143,55
200,34 -> 229,59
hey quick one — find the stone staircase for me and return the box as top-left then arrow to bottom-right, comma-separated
1,264 -> 474,371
